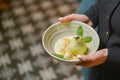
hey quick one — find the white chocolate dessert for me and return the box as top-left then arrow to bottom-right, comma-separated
54,36 -> 88,60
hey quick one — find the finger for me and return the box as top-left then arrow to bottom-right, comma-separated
75,55 -> 96,67
59,14 -> 76,22
75,62 -> 93,67
59,15 -> 73,23
76,55 -> 82,59
87,21 -> 93,27
59,14 -> 89,23
76,55 -> 86,61
77,55 -> 89,62
77,55 -> 95,62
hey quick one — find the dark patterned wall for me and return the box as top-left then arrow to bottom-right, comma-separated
0,0 -> 83,80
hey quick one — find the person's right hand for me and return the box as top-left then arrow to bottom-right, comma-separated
59,14 -> 93,27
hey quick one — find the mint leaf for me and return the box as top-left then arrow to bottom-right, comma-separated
53,53 -> 64,59
77,26 -> 83,37
82,36 -> 92,43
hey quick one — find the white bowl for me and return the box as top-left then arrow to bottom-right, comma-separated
42,21 -> 100,63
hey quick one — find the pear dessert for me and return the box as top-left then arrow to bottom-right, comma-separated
53,25 -> 92,60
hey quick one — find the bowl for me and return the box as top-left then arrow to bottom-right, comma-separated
42,21 -> 100,63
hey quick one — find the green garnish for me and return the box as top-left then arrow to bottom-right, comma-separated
77,26 -> 92,43
77,26 -> 83,37
53,53 -> 70,60
82,36 -> 92,43
53,53 -> 64,59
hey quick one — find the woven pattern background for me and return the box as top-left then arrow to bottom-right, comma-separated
0,0 -> 83,80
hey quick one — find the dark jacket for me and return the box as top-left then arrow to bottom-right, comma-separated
85,0 -> 120,80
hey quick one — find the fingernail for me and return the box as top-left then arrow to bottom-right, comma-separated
77,55 -> 82,59
59,17 -> 63,20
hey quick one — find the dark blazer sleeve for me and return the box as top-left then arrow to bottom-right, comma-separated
84,1 -> 99,27
106,47 -> 120,64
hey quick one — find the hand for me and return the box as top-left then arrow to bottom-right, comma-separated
76,48 -> 108,67
59,14 -> 93,26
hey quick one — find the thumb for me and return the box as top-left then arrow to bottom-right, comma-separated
77,55 -> 94,62
76,55 -> 87,61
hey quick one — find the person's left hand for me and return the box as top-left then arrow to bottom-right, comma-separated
76,48 -> 108,67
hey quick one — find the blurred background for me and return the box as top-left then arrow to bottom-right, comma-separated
0,0 -> 83,80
